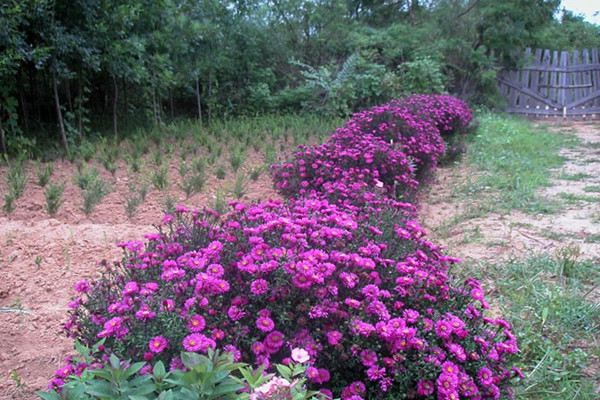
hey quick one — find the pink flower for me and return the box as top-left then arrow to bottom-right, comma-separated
291,348 -> 310,363
148,336 -> 168,354
182,333 -> 215,353
187,314 -> 206,332
256,316 -> 275,332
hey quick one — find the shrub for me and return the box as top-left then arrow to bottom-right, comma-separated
48,95 -> 517,400
271,94 -> 473,205
60,196 -> 517,399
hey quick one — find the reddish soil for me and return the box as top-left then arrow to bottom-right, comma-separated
0,149 -> 279,399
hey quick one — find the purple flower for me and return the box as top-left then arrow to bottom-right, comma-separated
148,336 -> 168,353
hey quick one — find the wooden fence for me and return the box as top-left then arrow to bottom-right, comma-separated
497,48 -> 600,117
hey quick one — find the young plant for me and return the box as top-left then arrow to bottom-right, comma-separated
77,171 -> 110,215
7,160 -> 27,199
44,181 -> 65,216
151,165 -> 169,190
215,165 -> 226,180
231,173 -> 247,199
229,146 -> 245,172
36,162 -> 54,187
3,193 -> 15,214
249,166 -> 263,181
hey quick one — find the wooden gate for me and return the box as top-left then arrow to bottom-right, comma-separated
498,48 -> 600,117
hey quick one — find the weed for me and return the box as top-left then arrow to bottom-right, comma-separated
460,256 -> 600,399
554,244 -> 581,280
44,181 -> 65,216
557,172 -> 591,181
584,233 -> 600,243
558,192 -> 600,204
34,255 -> 43,268
35,162 -> 53,187
10,369 -> 23,389
583,185 -> 600,193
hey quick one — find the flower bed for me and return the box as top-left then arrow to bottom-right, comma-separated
46,95 -> 520,399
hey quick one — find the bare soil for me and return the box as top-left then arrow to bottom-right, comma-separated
0,150 -> 279,399
421,121 -> 600,263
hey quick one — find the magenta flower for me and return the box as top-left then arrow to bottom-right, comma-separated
182,333 -> 215,353
256,316 -> 275,332
148,336 -> 168,354
187,314 -> 206,332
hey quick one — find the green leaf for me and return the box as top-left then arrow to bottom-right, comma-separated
109,354 -> 121,369
84,380 -> 117,398
153,361 -> 166,378
126,361 -> 147,378
36,391 -> 62,400
276,364 -> 292,379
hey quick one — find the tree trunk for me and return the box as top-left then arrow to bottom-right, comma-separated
52,72 -> 69,153
151,89 -> 158,126
17,73 -> 29,134
77,75 -> 83,138
0,111 -> 7,155
112,75 -> 118,139
207,73 -> 212,123
65,79 -> 72,111
169,89 -> 174,120
195,77 -> 202,122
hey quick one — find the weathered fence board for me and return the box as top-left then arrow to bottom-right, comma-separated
498,48 -> 600,117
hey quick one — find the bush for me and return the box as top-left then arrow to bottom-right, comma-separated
58,197 -> 517,398
47,95 -> 519,400
271,95 -> 472,203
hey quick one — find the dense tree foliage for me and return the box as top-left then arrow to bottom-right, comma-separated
0,0 -> 598,153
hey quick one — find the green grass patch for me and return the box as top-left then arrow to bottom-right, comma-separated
558,192 -> 600,204
458,255 -> 599,399
465,114 -> 577,214
556,172 -> 591,181
583,185 -> 600,193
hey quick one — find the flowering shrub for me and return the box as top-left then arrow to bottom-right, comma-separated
46,95 -> 520,400
271,94 -> 473,203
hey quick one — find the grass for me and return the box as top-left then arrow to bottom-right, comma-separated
458,255 -> 599,399
464,113 -> 577,214
556,172 -> 591,181
583,185 -> 600,193
558,192 -> 600,204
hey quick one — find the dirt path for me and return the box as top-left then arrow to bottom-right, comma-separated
421,121 -> 600,263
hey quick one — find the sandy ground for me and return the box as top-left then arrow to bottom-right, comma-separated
0,150 -> 279,399
421,121 -> 600,263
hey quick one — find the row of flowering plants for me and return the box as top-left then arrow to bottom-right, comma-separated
41,94 -> 520,399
